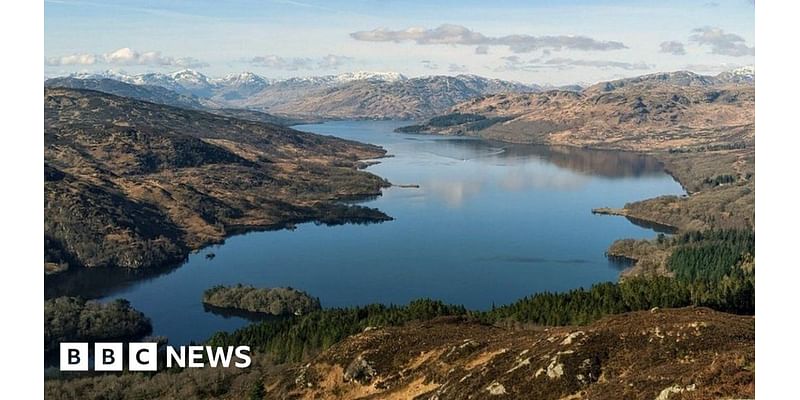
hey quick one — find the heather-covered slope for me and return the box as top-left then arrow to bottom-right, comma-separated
44,88 -> 390,272
44,308 -> 754,400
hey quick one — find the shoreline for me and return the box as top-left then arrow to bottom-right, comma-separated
45,147 -> 395,278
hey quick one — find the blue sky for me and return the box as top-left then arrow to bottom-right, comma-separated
44,0 -> 755,84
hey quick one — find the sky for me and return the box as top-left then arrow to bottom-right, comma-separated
44,0 -> 755,85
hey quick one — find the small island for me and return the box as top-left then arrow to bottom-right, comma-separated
202,284 -> 321,316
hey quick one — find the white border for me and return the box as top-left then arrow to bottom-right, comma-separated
1,0 -> 796,397
756,1 -> 800,399
0,0 -> 44,397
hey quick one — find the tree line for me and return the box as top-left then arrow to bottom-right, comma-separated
207,229 -> 754,363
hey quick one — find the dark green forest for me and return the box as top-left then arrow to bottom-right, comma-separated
207,230 -> 754,363
45,297 -> 152,354
394,113 -> 511,134
207,299 -> 468,363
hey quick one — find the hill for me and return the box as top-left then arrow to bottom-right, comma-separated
409,75 -> 754,152
44,307 -> 754,399
44,88 -> 390,272
245,75 -> 534,119
44,77 -> 300,126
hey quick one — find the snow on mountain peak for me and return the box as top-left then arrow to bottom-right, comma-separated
170,69 -> 210,85
335,71 -> 407,83
715,65 -> 754,84
727,65 -> 755,76
215,72 -> 271,86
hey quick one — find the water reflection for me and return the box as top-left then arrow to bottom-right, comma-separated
375,135 -> 668,207
202,303 -> 291,323
391,137 -> 666,178
476,256 -> 591,265
497,143 -> 666,178
45,261 -> 184,299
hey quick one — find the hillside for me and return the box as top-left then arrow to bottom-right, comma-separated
272,308 -> 753,399
44,307 -> 754,399
44,77 -> 206,110
44,77 -> 300,126
44,88 -> 390,272
399,70 -> 755,233
241,75 -> 537,119
412,74 -> 753,152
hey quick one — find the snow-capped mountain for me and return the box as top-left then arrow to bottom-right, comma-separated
210,72 -> 273,100
127,72 -> 188,93
715,66 -> 755,84
334,71 -> 407,83
170,69 -> 214,93
69,69 -> 216,96
212,72 -> 273,87
53,69 -> 543,118
452,74 -> 540,94
52,67 -> 755,119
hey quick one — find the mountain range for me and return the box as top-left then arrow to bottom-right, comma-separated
47,67 -> 753,120
402,69 -> 755,152
48,70 -> 546,119
43,77 -> 303,126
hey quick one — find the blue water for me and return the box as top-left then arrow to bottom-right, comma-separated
48,120 -> 684,346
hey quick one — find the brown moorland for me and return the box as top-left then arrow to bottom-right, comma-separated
44,88 -> 391,273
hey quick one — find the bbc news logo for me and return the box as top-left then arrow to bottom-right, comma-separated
60,343 -> 251,371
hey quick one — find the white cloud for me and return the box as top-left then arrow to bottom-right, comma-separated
172,57 -> 209,68
249,54 -> 353,70
103,48 -> 209,67
543,58 -> 651,70
45,53 -> 97,66
496,56 -> 651,72
689,27 -> 754,57
659,41 -> 686,56
44,48 -> 208,68
318,54 -> 354,69
350,24 -> 627,53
